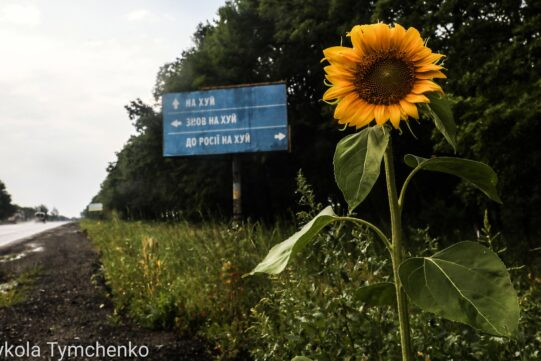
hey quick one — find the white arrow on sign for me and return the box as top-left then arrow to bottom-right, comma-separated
274,132 -> 286,141
171,120 -> 182,127
172,98 -> 180,110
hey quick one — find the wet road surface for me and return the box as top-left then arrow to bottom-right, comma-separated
0,221 -> 71,249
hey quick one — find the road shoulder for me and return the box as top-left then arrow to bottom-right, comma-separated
0,223 -> 211,361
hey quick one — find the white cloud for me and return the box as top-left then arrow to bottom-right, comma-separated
125,9 -> 154,22
0,0 -> 226,217
0,3 -> 41,27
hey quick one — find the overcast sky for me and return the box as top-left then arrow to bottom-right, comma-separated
0,0 -> 225,217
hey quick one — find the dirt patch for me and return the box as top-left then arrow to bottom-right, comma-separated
0,223 -> 211,360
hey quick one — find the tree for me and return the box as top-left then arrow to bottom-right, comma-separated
0,180 -> 15,220
94,0 -> 541,244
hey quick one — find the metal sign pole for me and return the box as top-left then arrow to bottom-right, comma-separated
232,156 -> 242,220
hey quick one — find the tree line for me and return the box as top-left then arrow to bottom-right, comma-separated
0,180 -> 65,222
90,0 -> 541,245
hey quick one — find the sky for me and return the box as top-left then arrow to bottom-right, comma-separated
0,0 -> 225,217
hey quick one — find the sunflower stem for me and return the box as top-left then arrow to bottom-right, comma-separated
384,138 -> 413,361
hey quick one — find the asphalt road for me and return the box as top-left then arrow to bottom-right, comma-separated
0,221 -> 71,249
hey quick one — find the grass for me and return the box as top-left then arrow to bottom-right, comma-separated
80,216 -> 292,359
80,212 -> 541,360
0,267 -> 41,308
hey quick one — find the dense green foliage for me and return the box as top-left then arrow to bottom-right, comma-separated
92,0 -> 540,246
0,180 -> 15,220
81,175 -> 541,360
81,216 -> 292,360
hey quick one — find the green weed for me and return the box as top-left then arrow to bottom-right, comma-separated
0,267 -> 41,308
81,217 -> 291,359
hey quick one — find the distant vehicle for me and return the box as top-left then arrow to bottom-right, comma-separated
7,212 -> 24,224
35,211 -> 47,223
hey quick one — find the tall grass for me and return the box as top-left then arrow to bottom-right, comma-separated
80,171 -> 541,361
81,216 -> 292,359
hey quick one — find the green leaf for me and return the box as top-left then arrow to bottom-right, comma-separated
426,92 -> 457,152
291,357 -> 313,361
404,154 -> 502,203
399,241 -> 519,337
246,206 -> 338,275
355,282 -> 396,307
333,125 -> 389,213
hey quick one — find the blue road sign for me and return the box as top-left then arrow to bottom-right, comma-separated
162,83 -> 288,156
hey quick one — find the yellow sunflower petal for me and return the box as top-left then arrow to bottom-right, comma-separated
324,65 -> 355,79
399,100 -> 419,119
355,117 -> 372,129
390,23 -> 407,48
404,93 -> 430,103
350,102 -> 376,128
388,104 -> 402,129
349,26 -> 366,55
334,93 -> 359,119
409,47 -> 433,62
340,98 -> 365,123
323,46 -> 361,67
400,108 -> 408,120
374,105 -> 389,125
422,53 -> 445,64
415,71 -> 447,79
399,27 -> 424,54
323,84 -> 356,101
415,63 -> 444,72
345,98 -> 368,126
373,23 -> 391,51
411,80 -> 443,95
336,115 -> 349,125
325,74 -> 355,86
359,25 -> 380,53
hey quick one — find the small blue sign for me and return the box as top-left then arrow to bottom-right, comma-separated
162,83 -> 288,156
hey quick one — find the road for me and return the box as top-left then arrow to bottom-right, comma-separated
0,223 -> 209,360
0,221 -> 71,249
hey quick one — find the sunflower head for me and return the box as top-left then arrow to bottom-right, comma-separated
322,23 -> 446,129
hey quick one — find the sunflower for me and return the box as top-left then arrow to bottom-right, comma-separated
322,23 -> 446,129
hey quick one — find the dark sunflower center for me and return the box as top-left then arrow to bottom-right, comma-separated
354,54 -> 415,105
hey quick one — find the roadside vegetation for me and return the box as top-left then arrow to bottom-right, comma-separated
0,267 -> 41,308
81,215 -> 291,359
81,174 -> 541,360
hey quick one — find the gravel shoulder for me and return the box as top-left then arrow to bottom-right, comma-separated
0,223 -> 211,361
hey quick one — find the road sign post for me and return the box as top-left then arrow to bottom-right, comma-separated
162,83 -> 288,219
232,156 -> 242,220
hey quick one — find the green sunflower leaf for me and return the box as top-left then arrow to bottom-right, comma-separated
426,92 -> 457,152
246,206 -> 338,275
334,125 -> 389,213
355,282 -> 396,307
404,154 -> 502,203
291,357 -> 313,361
399,241 -> 519,337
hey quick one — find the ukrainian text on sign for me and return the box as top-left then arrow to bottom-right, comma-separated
162,83 -> 288,156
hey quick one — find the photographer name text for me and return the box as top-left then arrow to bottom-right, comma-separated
0,341 -> 149,360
